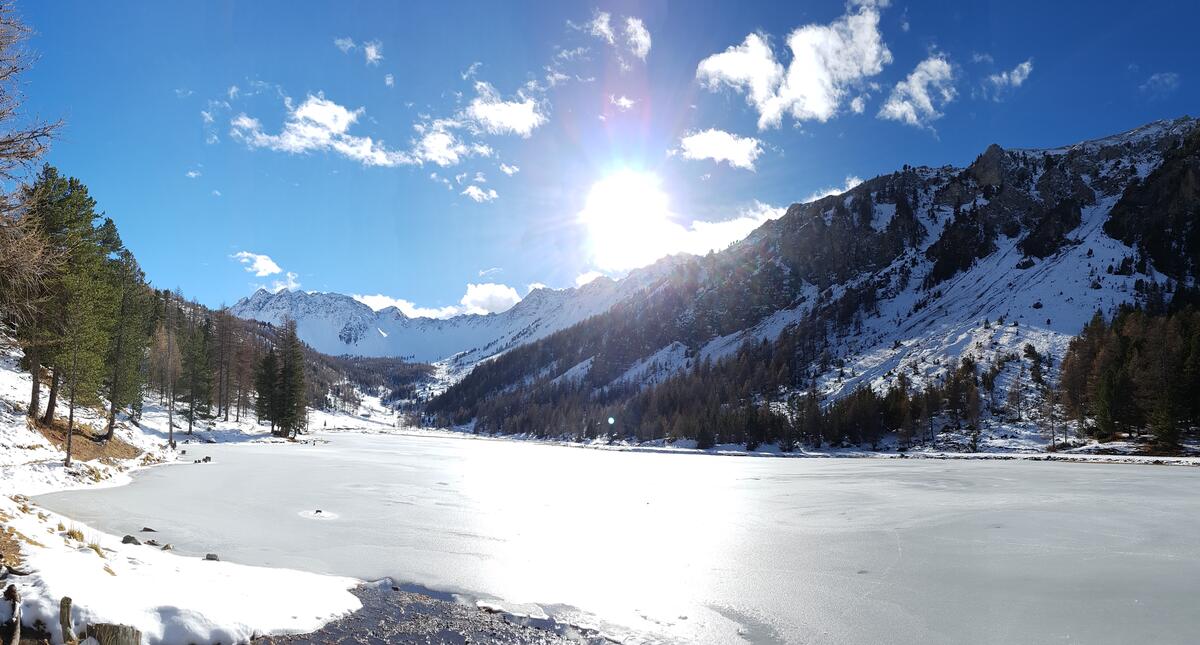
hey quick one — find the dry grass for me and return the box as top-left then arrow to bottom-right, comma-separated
0,525 -> 22,568
31,415 -> 141,462
65,526 -> 84,541
87,542 -> 104,558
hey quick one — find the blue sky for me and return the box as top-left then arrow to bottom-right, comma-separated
20,0 -> 1199,315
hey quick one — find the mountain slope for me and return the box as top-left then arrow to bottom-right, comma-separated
428,116 -> 1199,447
229,259 -> 686,367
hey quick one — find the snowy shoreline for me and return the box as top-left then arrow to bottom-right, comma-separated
368,424 -> 1200,467
5,333 -> 1197,644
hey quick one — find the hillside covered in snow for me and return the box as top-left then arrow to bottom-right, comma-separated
425,116 -> 1200,451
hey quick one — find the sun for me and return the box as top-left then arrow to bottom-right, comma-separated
579,170 -> 678,272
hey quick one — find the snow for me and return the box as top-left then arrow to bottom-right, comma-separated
611,341 -> 690,388
35,432 -> 1200,645
870,200 -> 896,231
0,342 -> 365,644
549,356 -> 592,386
228,257 -> 685,369
10,509 -> 360,645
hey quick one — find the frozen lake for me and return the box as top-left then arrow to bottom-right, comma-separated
37,433 -> 1200,644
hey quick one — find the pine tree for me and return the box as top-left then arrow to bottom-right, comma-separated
276,319 -> 308,438
255,348 -> 280,432
59,268 -> 109,466
103,251 -> 151,440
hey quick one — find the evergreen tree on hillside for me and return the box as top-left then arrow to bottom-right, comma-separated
60,268 -> 108,466
255,348 -> 279,432
102,250 -> 152,440
180,312 -> 213,434
276,319 -> 308,438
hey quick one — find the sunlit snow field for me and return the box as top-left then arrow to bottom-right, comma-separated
36,434 -> 1200,644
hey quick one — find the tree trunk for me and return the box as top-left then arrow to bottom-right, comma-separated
86,623 -> 141,645
27,344 -> 40,420
104,292 -> 129,441
65,384 -> 76,467
59,596 -> 75,645
1,585 -> 19,645
41,366 -> 60,426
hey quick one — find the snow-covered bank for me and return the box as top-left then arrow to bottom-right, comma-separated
0,345 -> 373,644
385,424 -> 1200,467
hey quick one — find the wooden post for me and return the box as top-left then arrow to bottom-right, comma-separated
1,585 -> 19,645
86,623 -> 141,645
59,596 -> 75,644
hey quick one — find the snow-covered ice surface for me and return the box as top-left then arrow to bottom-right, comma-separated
37,432 -> 1200,645
0,343 -> 376,645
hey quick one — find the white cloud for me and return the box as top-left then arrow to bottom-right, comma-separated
478,267 -> 502,277
576,10 -> 650,68
610,94 -> 636,110
461,62 -> 482,80
697,2 -> 892,129
985,58 -> 1033,100
878,54 -> 956,128
185,170 -> 201,179
499,163 -> 520,176
582,181 -> 787,272
624,17 -> 651,60
1140,72 -> 1180,99
363,40 -> 383,65
232,251 -> 282,277
850,95 -> 867,113
678,200 -> 788,256
211,189 -> 222,197
575,271 -> 605,287
227,85 -> 240,100
804,175 -> 864,202
334,37 -> 355,53
231,93 -> 416,167
384,74 -> 395,87
588,11 -> 615,44
174,88 -> 193,98
526,282 -> 548,293
462,185 -> 499,202
414,123 -> 470,167
200,110 -> 214,124
354,282 -> 522,318
270,271 -> 300,292
233,251 -> 299,292
465,82 -> 547,137
352,293 -> 460,319
677,129 -> 763,171
459,282 -> 520,314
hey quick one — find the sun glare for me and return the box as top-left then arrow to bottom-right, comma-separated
579,170 -> 678,272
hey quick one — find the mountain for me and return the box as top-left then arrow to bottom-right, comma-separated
427,116 -> 1200,447
229,258 -> 684,367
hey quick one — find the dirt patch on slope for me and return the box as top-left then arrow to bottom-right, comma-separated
31,416 -> 141,463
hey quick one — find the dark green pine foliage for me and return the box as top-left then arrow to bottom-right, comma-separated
276,319 -> 308,438
17,165 -> 113,424
180,311 -> 213,434
103,250 -> 153,439
255,348 -> 280,432
1058,299 -> 1200,450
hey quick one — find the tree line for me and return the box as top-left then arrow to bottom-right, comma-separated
1059,300 -> 1200,449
